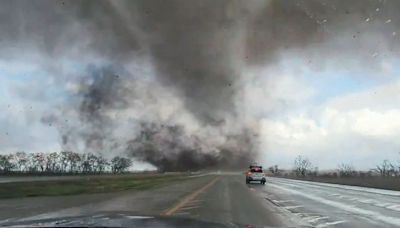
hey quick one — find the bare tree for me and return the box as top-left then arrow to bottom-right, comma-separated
46,152 -> 60,172
269,165 -> 279,175
96,155 -> 109,173
81,154 -> 92,173
35,153 -> 46,172
60,151 -> 72,173
27,153 -> 37,172
88,153 -> 99,173
0,151 -> 128,175
293,155 -> 312,177
68,152 -> 82,173
14,151 -> 28,172
0,154 -> 15,173
268,166 -> 274,174
111,156 -> 132,173
310,166 -> 319,177
375,160 -> 396,177
338,163 -> 356,177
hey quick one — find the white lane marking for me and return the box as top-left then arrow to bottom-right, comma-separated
358,199 -> 374,204
269,183 -> 400,227
316,220 -> 346,227
273,200 -> 295,203
283,205 -> 304,210
331,195 -> 400,211
271,178 -> 400,212
187,173 -> 210,178
0,218 -> 13,225
386,204 -> 400,211
375,202 -> 392,207
307,216 -> 329,223
296,212 -> 317,216
125,215 -> 153,219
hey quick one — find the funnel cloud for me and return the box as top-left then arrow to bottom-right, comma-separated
2,0 -> 400,170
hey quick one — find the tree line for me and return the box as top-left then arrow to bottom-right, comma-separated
0,151 -> 132,174
268,155 -> 400,178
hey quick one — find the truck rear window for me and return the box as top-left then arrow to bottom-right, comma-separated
250,168 -> 263,173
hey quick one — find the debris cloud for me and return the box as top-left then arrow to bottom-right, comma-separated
3,0 -> 400,170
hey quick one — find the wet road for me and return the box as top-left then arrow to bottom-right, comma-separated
0,174 -> 292,227
263,177 -> 400,227
1,174 -> 400,227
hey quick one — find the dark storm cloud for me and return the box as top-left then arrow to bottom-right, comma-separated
2,0 -> 400,170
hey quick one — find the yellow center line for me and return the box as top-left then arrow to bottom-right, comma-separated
161,176 -> 220,216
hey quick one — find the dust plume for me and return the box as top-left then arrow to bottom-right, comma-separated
3,0 -> 400,170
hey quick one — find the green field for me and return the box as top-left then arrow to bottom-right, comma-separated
0,174 -> 188,199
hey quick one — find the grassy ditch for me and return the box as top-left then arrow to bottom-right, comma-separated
0,173 -> 189,199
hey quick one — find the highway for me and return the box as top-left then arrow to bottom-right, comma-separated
264,177 -> 400,227
1,174 -> 400,227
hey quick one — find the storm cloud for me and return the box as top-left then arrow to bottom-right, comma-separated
2,0 -> 400,170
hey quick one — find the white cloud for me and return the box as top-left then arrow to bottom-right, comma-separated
344,109 -> 400,137
326,80 -> 400,111
240,67 -> 315,119
254,72 -> 400,170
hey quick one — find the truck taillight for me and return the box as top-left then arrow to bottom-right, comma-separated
247,172 -> 252,176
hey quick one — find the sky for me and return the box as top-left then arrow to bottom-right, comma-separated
2,52 -> 400,170
253,56 -> 400,170
1,1 -> 400,171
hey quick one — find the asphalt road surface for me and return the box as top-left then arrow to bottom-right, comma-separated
264,177 -> 400,228
1,174 -> 400,227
